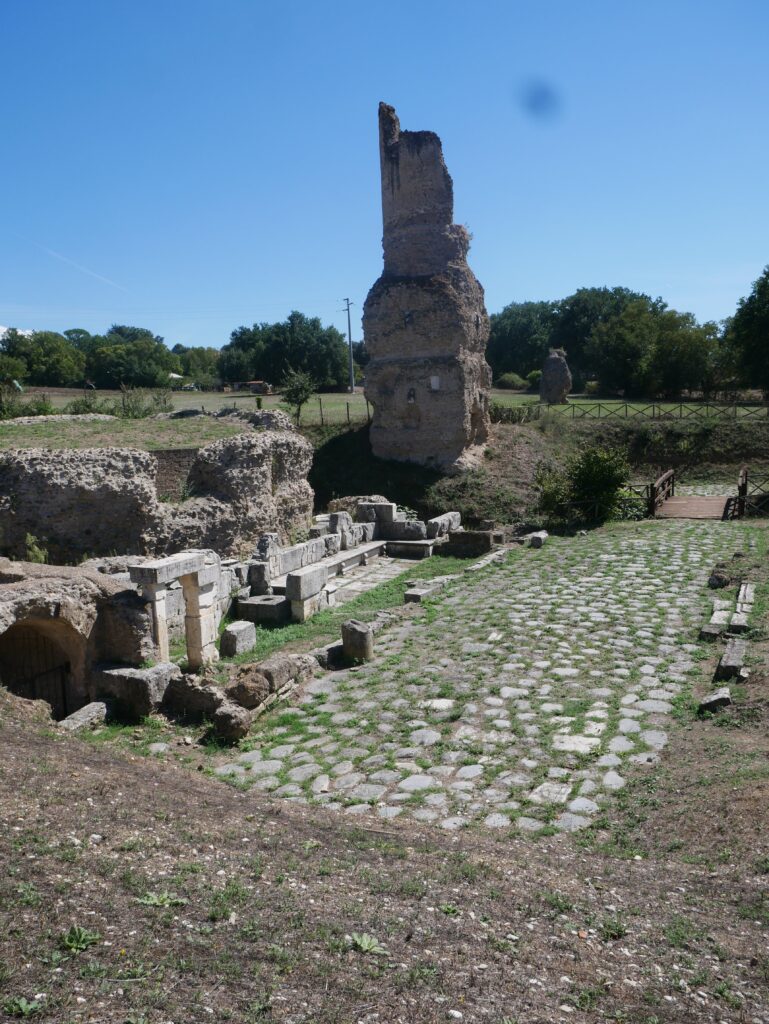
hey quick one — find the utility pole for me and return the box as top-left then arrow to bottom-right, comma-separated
341,297 -> 355,394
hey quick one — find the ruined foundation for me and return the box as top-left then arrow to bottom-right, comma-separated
363,102 -> 492,472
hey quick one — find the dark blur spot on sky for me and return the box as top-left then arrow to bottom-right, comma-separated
519,79 -> 562,121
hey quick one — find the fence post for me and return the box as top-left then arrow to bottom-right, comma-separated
346,402 -> 351,425
318,397 -> 324,426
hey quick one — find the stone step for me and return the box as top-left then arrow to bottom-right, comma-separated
385,538 -> 442,559
267,540 -> 387,595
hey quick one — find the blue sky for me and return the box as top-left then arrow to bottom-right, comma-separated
2,0 -> 767,348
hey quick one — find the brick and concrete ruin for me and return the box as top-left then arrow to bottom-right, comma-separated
0,421 -> 313,563
540,348 -> 572,404
363,102 -> 492,472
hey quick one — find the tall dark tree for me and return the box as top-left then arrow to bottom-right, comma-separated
221,311 -> 348,388
728,266 -> 769,391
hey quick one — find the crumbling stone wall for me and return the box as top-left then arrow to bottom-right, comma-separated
0,429 -> 313,563
154,448 -> 199,500
363,102 -> 492,472
0,558 -> 153,714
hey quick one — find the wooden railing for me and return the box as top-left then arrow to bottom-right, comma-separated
649,469 -> 675,516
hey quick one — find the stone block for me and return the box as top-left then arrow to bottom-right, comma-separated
404,585 -> 439,603
258,653 -> 317,692
716,638 -> 747,680
385,539 -> 435,559
379,519 -> 428,541
237,595 -> 289,623
324,533 -> 341,556
220,620 -> 257,657
247,561 -> 272,594
730,612 -> 749,634
329,511 -> 353,534
277,538 -> 326,576
94,662 -> 181,721
290,592 -> 328,622
342,619 -> 374,662
527,530 -> 549,549
445,530 -> 495,557
356,501 -> 397,523
309,524 -> 329,538
129,551 -> 206,585
286,563 -> 328,601
699,622 -> 723,642
426,511 -> 461,538
58,701 -> 109,733
225,666 -> 270,708
698,687 -> 732,714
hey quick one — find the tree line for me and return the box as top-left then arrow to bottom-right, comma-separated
0,312 -> 351,391
487,266 -> 769,397
1,266 -> 767,396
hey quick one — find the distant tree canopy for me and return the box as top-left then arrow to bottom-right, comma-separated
487,286 -> 735,398
219,311 -> 349,388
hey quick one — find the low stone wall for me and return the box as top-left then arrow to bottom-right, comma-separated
154,448 -> 199,501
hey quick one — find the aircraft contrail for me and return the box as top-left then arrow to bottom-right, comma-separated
36,243 -> 130,293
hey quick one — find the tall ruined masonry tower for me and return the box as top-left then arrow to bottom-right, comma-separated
362,102 -> 492,471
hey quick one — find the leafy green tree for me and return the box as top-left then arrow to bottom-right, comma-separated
650,312 -> 718,397
86,337 -> 179,388
0,353 -> 28,382
221,311 -> 348,387
173,345 -> 221,388
550,286 -> 660,386
281,367 -> 316,422
585,300 -> 658,396
487,301 -> 556,379
728,266 -> 769,391
1,330 -> 85,386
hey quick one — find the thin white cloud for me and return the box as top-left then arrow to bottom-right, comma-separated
36,243 -> 130,293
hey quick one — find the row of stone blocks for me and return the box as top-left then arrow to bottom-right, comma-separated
700,582 -> 755,641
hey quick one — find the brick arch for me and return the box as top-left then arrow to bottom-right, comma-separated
0,618 -> 88,720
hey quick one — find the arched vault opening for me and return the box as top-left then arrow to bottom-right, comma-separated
0,619 -> 87,720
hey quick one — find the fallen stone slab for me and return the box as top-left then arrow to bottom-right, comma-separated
93,662 -> 181,721
385,539 -> 439,559
220,620 -> 256,657
404,584 -> 441,604
58,701 -> 109,733
715,637 -> 747,680
698,687 -> 732,714
699,622 -> 724,642
525,530 -> 549,549
225,666 -> 270,709
729,612 -> 749,634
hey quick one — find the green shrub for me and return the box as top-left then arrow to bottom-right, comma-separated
526,369 -> 542,391
24,534 -> 48,564
536,445 -> 633,524
108,387 -> 173,419
495,372 -> 527,390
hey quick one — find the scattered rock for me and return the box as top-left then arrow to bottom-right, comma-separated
698,687 -> 732,714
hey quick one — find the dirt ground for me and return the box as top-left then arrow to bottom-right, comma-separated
1,566 -> 768,1023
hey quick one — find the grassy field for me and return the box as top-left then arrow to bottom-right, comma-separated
0,415 -> 243,450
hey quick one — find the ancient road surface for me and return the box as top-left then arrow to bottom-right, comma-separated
215,520 -> 749,833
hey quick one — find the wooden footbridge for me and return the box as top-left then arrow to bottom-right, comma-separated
639,467 -> 768,520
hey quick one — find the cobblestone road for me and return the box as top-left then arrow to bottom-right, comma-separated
215,520 -> 750,833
